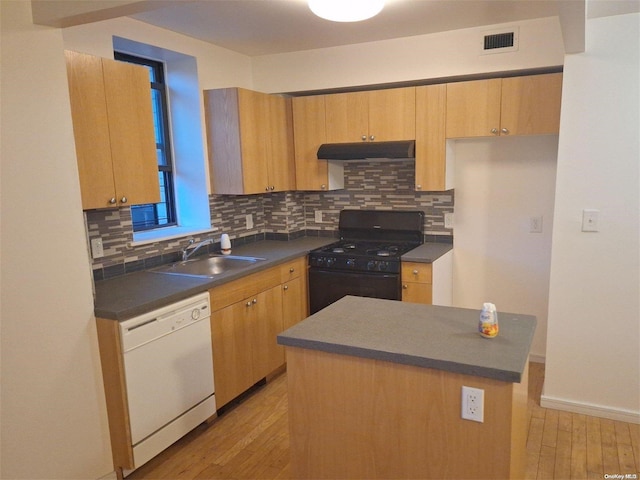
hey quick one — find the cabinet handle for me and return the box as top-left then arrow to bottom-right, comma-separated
501,128 -> 510,135
108,197 -> 117,205
415,184 -> 422,190
402,284 -> 408,289
120,196 -> 128,204
369,135 -> 375,141
283,285 -> 289,291
361,135 -> 367,141
413,269 -> 419,275
491,128 -> 499,135
321,184 -> 326,190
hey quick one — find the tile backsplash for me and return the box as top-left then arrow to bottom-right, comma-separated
87,160 -> 453,280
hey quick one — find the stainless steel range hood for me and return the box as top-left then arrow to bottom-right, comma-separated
317,140 -> 415,161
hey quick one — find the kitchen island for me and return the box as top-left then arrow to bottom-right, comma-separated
277,296 -> 536,480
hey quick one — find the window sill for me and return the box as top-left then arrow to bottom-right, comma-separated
131,225 -> 218,247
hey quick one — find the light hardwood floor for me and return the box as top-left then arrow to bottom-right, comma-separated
129,363 -> 639,479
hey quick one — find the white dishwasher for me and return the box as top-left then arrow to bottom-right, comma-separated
119,292 -> 215,474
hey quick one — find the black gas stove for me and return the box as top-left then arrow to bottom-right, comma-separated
309,240 -> 419,273
308,210 -> 424,313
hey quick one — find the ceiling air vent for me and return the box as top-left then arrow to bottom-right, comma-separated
480,27 -> 519,55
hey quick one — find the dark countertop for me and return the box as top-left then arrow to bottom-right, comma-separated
402,242 -> 452,263
94,237 -> 334,321
277,295 -> 536,383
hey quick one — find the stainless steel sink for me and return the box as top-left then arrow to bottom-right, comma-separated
150,254 -> 266,278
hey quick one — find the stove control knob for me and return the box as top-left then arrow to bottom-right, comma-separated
367,260 -> 376,271
378,262 -> 388,271
326,257 -> 335,267
346,258 -> 355,268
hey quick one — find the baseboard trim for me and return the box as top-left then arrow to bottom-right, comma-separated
540,395 -> 640,424
528,353 -> 545,364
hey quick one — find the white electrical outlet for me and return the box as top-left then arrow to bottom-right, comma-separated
461,386 -> 484,422
530,216 -> 543,233
90,238 -> 104,259
444,212 -> 454,229
315,210 -> 323,223
246,213 -> 254,230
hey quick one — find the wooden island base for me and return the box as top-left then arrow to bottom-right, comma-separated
285,346 -> 528,480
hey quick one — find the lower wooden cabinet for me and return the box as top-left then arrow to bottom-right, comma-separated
209,256 -> 308,408
401,262 -> 433,304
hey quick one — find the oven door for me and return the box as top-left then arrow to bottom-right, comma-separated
309,268 -> 400,314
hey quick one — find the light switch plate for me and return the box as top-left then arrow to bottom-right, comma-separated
91,238 -> 104,259
582,209 -> 599,232
444,213 -> 454,229
530,216 -> 543,233
315,210 -> 323,223
245,214 -> 254,230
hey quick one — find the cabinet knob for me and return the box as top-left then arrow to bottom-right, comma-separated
108,197 -> 117,205
491,128 -> 499,135
289,267 -> 294,273
246,301 -> 252,307
413,269 -> 419,275
283,285 -> 289,291
120,196 -> 127,204
361,135 -> 367,141
501,128 -> 510,135
416,185 -> 422,190
265,186 -> 270,192
321,184 -> 326,190
252,298 -> 257,304
402,284 -> 408,289
369,135 -> 375,141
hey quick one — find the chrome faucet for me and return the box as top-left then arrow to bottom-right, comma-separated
181,238 -> 213,261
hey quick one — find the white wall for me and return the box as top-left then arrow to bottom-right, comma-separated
0,2 -> 113,478
542,12 -> 640,422
252,16 -> 565,93
452,136 -> 558,360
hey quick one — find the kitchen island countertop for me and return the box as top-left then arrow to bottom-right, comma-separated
278,295 -> 536,383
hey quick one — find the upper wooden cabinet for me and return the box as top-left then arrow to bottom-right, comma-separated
325,87 -> 416,143
204,87 -> 295,195
291,95 -> 344,191
414,84 -> 448,192
446,73 -> 563,138
65,50 -> 160,210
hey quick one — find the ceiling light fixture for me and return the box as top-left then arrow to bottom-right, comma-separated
308,0 -> 385,22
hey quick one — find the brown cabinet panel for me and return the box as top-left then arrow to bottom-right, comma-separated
325,91 -> 368,143
401,262 -> 433,305
446,78 -> 502,138
500,73 -> 563,136
65,51 -> 159,209
292,95 -> 330,190
368,87 -> 416,141
205,87 -> 294,195
446,74 -> 562,138
415,84 -> 447,192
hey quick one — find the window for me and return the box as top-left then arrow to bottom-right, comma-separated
114,52 -> 177,232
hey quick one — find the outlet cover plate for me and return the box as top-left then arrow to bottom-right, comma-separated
461,386 -> 484,422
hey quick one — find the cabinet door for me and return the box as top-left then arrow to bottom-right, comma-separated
251,286 -> 284,379
237,88 -> 271,194
446,79 -> 502,138
500,73 -> 562,136
292,95 -> 330,190
282,276 -> 308,331
210,299 -> 255,408
401,262 -> 433,304
65,51 -> 117,210
415,84 -> 447,192
102,58 -> 160,206
368,87 -> 416,141
325,91 -> 368,143
266,95 -> 295,192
